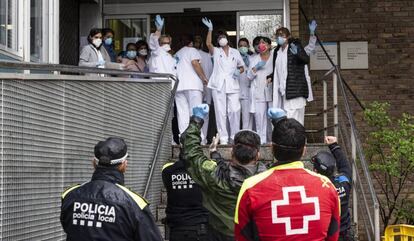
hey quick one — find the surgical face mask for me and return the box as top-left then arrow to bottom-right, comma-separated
104,38 -> 113,46
239,47 -> 249,55
126,50 -> 137,59
92,38 -> 102,48
277,36 -> 287,46
218,38 -> 228,47
161,44 -> 171,52
138,49 -> 148,56
258,43 -> 268,53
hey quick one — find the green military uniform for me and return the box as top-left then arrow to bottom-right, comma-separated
181,118 -> 267,239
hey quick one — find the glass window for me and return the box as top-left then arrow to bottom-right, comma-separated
239,13 -> 283,47
31,0 -> 48,62
106,18 -> 148,54
0,0 -> 19,54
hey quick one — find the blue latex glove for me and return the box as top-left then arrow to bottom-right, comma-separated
192,104 -> 209,119
254,60 -> 266,70
202,17 -> 213,31
96,59 -> 105,67
289,43 -> 298,55
233,69 -> 241,79
309,20 -> 317,35
267,108 -> 286,120
155,15 -> 164,31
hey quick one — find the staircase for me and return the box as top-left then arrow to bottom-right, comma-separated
155,66 -> 381,241
155,143 -> 329,239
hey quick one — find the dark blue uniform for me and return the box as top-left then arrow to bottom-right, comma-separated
61,166 -> 162,241
329,143 -> 353,241
162,159 -> 209,241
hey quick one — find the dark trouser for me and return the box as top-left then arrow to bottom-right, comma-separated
207,226 -> 234,241
338,229 -> 354,241
169,224 -> 208,241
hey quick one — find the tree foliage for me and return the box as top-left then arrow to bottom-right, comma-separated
364,102 -> 414,228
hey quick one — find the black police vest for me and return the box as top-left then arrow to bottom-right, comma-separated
334,174 -> 352,233
162,159 -> 209,227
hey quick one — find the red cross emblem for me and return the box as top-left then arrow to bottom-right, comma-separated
271,186 -> 320,235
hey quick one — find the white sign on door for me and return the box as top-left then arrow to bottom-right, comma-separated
340,41 -> 368,69
310,42 -> 338,70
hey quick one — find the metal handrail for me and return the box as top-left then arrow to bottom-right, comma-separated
319,65 -> 380,240
143,74 -> 179,198
0,60 -> 179,199
0,60 -> 173,79
335,66 -> 380,240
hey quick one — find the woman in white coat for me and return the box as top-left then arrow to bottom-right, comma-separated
247,37 -> 274,144
238,38 -> 255,130
202,18 -> 245,145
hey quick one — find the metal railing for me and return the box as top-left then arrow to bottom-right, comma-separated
0,60 -> 179,200
316,65 -> 380,241
299,5 -> 380,240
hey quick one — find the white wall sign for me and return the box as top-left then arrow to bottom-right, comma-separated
340,41 -> 368,69
310,42 -> 338,70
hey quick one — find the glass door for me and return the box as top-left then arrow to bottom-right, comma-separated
104,15 -> 150,55
237,11 -> 283,47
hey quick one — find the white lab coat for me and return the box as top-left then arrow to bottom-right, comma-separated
148,33 -> 176,87
272,36 -> 319,125
175,46 -> 203,92
304,35 -> 317,102
208,46 -> 245,144
174,46 -> 206,141
239,54 -> 255,130
247,51 -> 274,144
208,47 -> 245,93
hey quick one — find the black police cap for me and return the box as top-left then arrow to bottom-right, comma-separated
94,137 -> 128,166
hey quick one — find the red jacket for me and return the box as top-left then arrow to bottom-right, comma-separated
235,161 -> 340,241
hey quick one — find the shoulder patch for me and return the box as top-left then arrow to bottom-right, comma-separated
162,162 -> 174,171
335,175 -> 350,183
116,184 -> 148,210
202,160 -> 217,171
303,168 -> 335,189
62,184 -> 81,199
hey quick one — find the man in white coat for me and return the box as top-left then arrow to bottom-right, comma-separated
202,18 -> 245,145
175,34 -> 209,143
148,15 -> 177,83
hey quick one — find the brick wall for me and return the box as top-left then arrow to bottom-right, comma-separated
298,0 -> 414,236
299,0 -> 413,129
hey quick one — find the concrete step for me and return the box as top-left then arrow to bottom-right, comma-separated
172,143 -> 328,162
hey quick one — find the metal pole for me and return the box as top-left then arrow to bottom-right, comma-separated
374,204 -> 380,241
323,79 -> 328,137
351,131 -> 358,229
143,76 -> 179,198
333,72 -> 338,137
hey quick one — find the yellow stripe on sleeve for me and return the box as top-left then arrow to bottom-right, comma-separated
116,184 -> 148,210
61,184 -> 81,199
